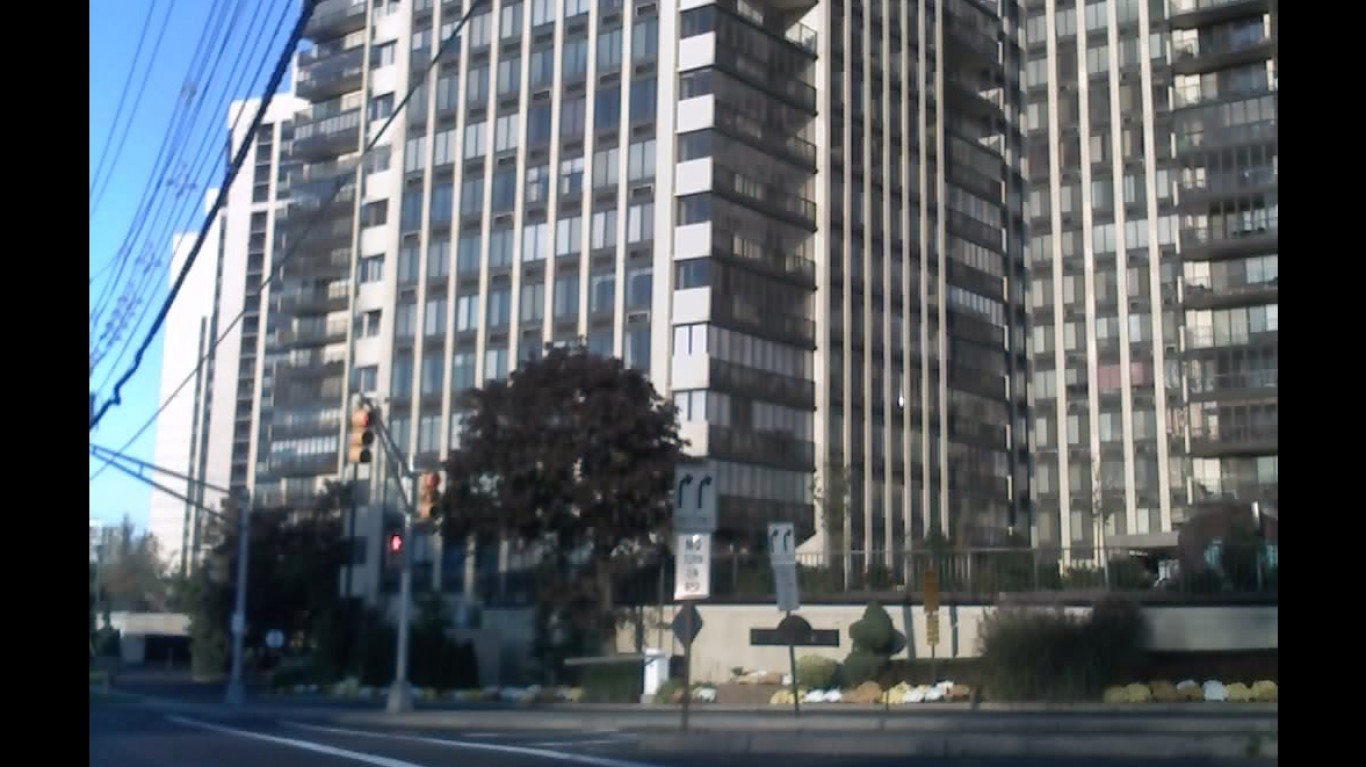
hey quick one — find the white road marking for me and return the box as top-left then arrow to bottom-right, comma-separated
526,739 -> 634,748
286,721 -> 662,767
164,716 -> 427,767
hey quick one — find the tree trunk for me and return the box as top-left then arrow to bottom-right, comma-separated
594,558 -> 617,657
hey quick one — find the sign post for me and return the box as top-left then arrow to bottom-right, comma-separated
923,568 -> 940,682
671,603 -> 703,732
671,462 -> 716,731
768,523 -> 800,715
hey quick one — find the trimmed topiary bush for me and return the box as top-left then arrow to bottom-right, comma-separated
842,602 -> 905,687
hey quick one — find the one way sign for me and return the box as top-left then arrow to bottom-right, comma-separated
673,461 -> 717,534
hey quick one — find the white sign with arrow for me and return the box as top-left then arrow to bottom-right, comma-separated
768,522 -> 800,613
673,461 -> 717,535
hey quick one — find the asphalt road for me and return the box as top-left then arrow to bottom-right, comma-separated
91,702 -> 1270,767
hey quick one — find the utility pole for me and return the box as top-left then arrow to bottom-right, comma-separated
225,491 -> 252,707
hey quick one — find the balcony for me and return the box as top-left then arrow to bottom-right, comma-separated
292,107 -> 361,160
278,208 -> 355,252
1189,425 -> 1278,458
1178,221 -> 1277,261
708,425 -> 815,471
712,165 -> 817,229
1172,31 -> 1274,76
713,107 -> 817,171
1182,277 -> 1278,309
304,0 -> 368,42
1175,116 -> 1276,156
275,319 -> 349,348
711,228 -> 817,287
712,296 -> 816,349
944,75 -> 1004,121
1168,0 -> 1273,31
709,358 -> 814,409
1176,165 -> 1277,207
944,1 -> 1000,65
296,45 -> 365,101
275,281 -> 352,315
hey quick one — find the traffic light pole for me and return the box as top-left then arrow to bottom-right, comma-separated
387,467 -> 417,714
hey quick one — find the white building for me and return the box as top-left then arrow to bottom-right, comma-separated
149,96 -> 306,575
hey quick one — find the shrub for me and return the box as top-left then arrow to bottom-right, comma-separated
977,596 -> 1146,702
842,602 -> 905,687
654,678 -> 684,704
269,657 -> 324,691
581,661 -> 644,703
795,655 -> 840,689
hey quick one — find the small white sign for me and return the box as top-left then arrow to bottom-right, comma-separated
673,462 -> 718,534
768,523 -> 797,567
266,630 -> 285,650
774,563 -> 800,613
674,533 -> 712,601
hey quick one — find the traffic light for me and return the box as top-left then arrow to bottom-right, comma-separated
417,472 -> 442,520
388,533 -> 403,555
348,405 -> 375,464
385,532 -> 404,569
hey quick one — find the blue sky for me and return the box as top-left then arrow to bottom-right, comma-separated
89,0 -> 294,532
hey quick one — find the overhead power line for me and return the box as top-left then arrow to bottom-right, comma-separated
90,0 -> 261,355
91,0 -> 494,481
89,0 -> 320,433
88,0 -> 175,219
93,0 -> 290,392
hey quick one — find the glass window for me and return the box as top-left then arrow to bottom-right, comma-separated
522,221 -> 550,262
554,275 -> 580,318
521,282 -> 545,322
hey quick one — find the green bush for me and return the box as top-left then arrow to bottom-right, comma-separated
977,595 -> 1146,702
269,657 -> 324,691
582,661 -> 643,703
795,655 -> 840,689
842,602 -> 903,687
798,566 -> 840,595
654,678 -> 684,704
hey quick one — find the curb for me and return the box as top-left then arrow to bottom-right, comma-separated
637,731 -> 1279,760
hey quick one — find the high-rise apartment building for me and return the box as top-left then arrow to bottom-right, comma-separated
1020,0 -> 1275,556
1169,0 -> 1277,518
275,0 -> 1029,600
150,97 -> 303,573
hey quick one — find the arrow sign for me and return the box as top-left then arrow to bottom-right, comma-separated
768,522 -> 796,567
673,462 -> 717,534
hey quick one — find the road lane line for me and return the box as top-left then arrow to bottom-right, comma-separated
526,739 -> 635,748
164,716 -> 428,767
286,722 -> 661,767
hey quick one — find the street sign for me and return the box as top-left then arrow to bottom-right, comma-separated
774,564 -> 800,613
922,568 -> 940,613
926,610 -> 941,648
673,462 -> 717,534
266,629 -> 285,650
671,602 -> 704,647
674,533 -> 711,600
767,523 -> 796,566
750,615 -> 840,648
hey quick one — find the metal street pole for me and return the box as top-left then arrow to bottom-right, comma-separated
387,467 -> 417,713
225,492 -> 251,706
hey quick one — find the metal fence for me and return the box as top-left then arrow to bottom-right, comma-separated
386,542 -> 1278,608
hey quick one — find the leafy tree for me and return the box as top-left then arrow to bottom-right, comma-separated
439,346 -> 685,655
98,516 -> 170,612
811,461 -> 850,558
186,485 -> 348,678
